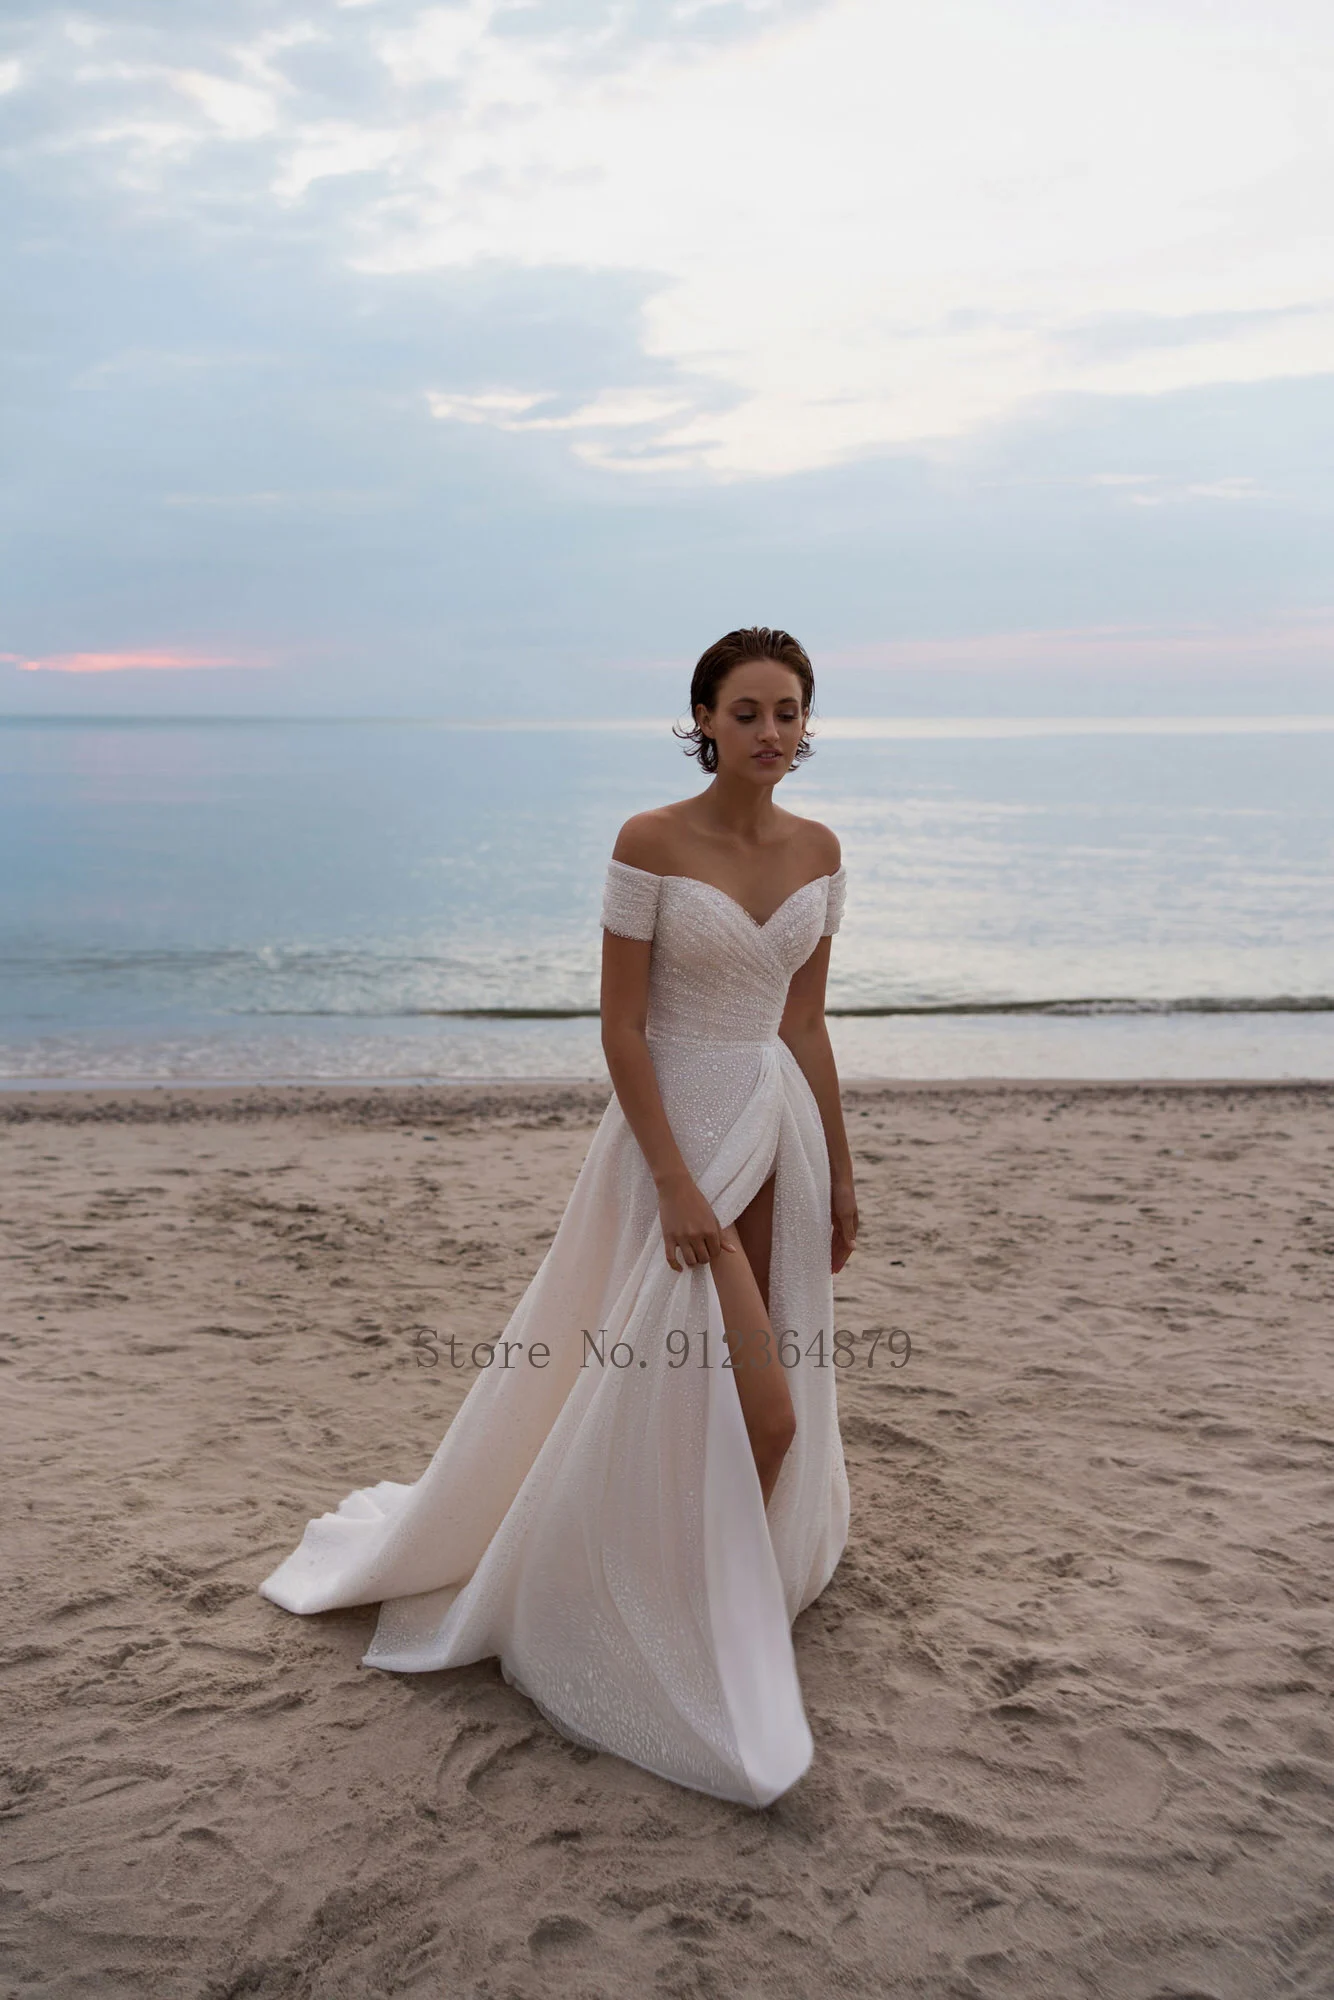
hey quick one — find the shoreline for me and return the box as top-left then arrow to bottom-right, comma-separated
3,1073 -> 1334,1127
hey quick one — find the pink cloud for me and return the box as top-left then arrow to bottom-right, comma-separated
0,647 -> 265,675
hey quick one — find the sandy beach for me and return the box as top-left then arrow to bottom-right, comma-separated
3,1078 -> 1334,1999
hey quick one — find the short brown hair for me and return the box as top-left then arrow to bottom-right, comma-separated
675,626 -> 815,774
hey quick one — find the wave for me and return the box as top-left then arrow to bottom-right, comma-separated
241,996 -> 1334,1020
832,996 -> 1334,1018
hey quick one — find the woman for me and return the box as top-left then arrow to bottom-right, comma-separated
259,626 -> 857,1807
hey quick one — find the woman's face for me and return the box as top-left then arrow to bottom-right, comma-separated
697,660 -> 807,785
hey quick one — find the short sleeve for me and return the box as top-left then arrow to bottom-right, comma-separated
820,865 -> 847,938
601,859 -> 661,941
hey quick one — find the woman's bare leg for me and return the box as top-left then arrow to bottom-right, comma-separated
709,1173 -> 794,1506
732,1170 -> 775,1313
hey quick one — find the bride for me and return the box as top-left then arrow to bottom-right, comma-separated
259,625 -> 858,1807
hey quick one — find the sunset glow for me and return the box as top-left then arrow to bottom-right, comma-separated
4,649 -> 255,675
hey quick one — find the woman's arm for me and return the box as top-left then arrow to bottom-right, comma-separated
778,935 -> 859,1273
600,929 -> 734,1273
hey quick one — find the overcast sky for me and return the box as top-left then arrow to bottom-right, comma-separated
2,0 -> 1332,716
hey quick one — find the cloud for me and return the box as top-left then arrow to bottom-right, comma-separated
0,0 -> 1331,714
171,68 -> 279,142
1085,473 -> 1267,507
3,648 -> 266,674
1056,306 -> 1324,364
425,384 -> 707,468
5,0 -> 1333,478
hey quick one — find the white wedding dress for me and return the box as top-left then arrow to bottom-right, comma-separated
259,858 -> 850,1806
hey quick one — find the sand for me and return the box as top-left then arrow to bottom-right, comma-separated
3,1078 -> 1334,1999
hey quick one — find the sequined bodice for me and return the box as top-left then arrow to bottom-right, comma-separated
602,862 -> 846,1046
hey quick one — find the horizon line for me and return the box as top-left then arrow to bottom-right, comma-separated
4,711 -> 1334,740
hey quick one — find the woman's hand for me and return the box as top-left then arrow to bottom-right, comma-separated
831,1174 -> 859,1275
657,1171 -> 735,1272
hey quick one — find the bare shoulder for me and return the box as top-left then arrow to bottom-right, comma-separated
780,811 -> 842,875
610,804 -> 694,875
614,803 -> 841,876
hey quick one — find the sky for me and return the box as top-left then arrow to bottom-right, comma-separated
2,0 -> 1333,717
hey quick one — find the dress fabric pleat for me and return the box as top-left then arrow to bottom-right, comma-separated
259,858 -> 850,1806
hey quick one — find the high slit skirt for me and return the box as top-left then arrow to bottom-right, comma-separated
259,1031 -> 850,1806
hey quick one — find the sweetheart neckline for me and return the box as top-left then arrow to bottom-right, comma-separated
662,871 -> 835,932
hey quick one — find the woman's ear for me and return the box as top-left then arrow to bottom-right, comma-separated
695,703 -> 714,739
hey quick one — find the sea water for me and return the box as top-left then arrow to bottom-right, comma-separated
2,714 -> 1331,1082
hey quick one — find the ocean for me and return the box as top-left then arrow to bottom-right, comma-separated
3,713 -> 1332,1083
